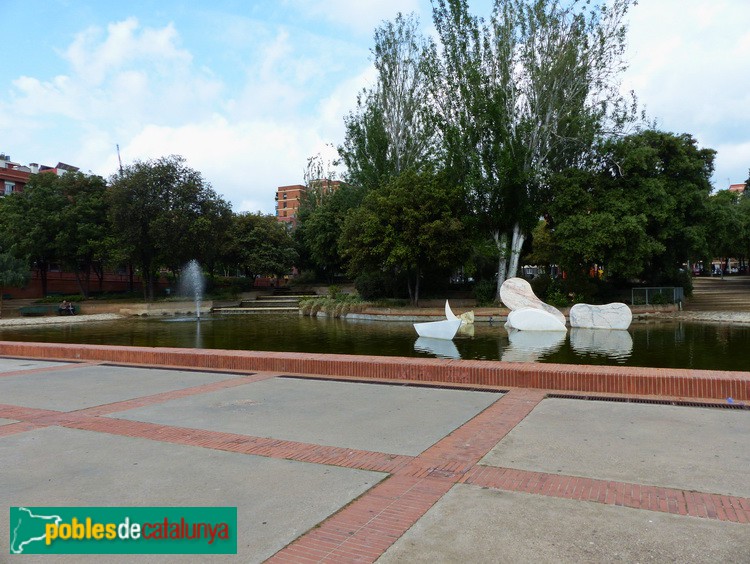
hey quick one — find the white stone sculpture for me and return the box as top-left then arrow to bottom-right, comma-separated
505,308 -> 567,332
570,328 -> 633,360
413,300 -> 462,340
414,337 -> 461,359
569,302 -> 632,330
458,311 -> 475,325
500,277 -> 566,326
502,329 -> 566,362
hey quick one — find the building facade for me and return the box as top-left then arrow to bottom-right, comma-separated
275,179 -> 342,228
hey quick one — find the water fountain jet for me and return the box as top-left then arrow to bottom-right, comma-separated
178,260 -> 205,320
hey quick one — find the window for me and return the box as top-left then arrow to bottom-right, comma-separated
283,201 -> 287,208
283,193 -> 287,199
4,181 -> 14,195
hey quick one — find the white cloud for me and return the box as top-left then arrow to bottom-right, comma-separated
622,0 -> 750,186
114,115 -> 335,213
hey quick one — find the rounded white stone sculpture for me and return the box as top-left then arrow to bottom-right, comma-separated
500,277 -> 566,326
569,302 -> 632,330
505,308 -> 567,332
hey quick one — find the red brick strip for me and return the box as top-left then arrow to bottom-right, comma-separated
0,404 -> 64,421
462,465 -> 750,524
76,372 -> 277,416
0,421 -> 47,437
55,416 -> 412,474
398,389 -> 546,478
267,475 -> 455,564
271,389 -> 545,561
0,341 -> 748,401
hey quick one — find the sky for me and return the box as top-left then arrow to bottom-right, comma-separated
2,0 -> 749,214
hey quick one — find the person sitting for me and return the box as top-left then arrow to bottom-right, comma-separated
58,300 -> 76,315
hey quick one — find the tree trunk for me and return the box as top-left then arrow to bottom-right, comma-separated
39,265 -> 48,297
73,269 -> 87,298
414,267 -> 420,307
508,223 -> 526,280
406,275 -> 413,305
493,231 -> 509,302
128,263 -> 134,293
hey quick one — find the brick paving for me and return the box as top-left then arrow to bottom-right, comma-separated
0,352 -> 747,562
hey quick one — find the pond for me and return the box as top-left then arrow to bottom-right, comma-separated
1,314 -> 748,372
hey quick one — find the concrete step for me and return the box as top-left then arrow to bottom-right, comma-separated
213,307 -> 300,314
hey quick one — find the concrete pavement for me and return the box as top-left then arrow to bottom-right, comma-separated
0,357 -> 747,563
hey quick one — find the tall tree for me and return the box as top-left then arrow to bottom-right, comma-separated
0,248 -> 29,317
108,155 -> 230,300
55,172 -> 109,297
295,183 -> 366,281
227,212 -> 298,280
430,0 -> 637,300
0,172 -> 66,296
340,169 -> 468,305
543,131 -> 714,283
339,13 -> 436,192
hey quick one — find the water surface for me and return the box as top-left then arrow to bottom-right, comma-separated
1,315 -> 747,371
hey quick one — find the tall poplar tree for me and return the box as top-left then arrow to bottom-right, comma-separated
430,0 -> 637,300
339,12 -> 436,192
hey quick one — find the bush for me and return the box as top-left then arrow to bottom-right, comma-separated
355,271 -> 391,301
530,274 -> 552,301
649,292 -> 669,305
299,293 -> 368,318
546,289 -> 569,307
473,279 -> 497,305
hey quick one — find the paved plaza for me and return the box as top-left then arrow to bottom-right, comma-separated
0,357 -> 748,562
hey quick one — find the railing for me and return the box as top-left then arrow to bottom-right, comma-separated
631,287 -> 684,306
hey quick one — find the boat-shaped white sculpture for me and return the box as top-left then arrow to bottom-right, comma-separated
505,308 -> 567,332
413,301 -> 462,340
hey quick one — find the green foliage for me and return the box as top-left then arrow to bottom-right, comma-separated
354,271 -> 398,301
529,273 -> 553,302
299,293 -> 368,317
546,130 -> 715,284
429,0 -> 637,285
339,13 -> 436,191
545,289 -> 570,308
227,212 -> 297,279
0,171 -> 66,295
340,169 -> 469,305
108,155 -> 232,300
295,184 -> 365,280
473,279 -> 497,306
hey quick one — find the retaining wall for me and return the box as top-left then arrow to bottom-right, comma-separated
0,341 -> 746,402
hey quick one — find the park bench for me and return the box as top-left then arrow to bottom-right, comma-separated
19,304 -> 80,317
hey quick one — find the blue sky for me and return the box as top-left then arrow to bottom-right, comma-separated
2,0 -> 749,213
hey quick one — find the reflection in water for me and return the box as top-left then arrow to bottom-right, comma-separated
195,320 -> 203,349
2,315 -> 750,370
501,330 -> 566,362
457,324 -> 475,337
414,337 -> 461,359
569,328 -> 633,362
